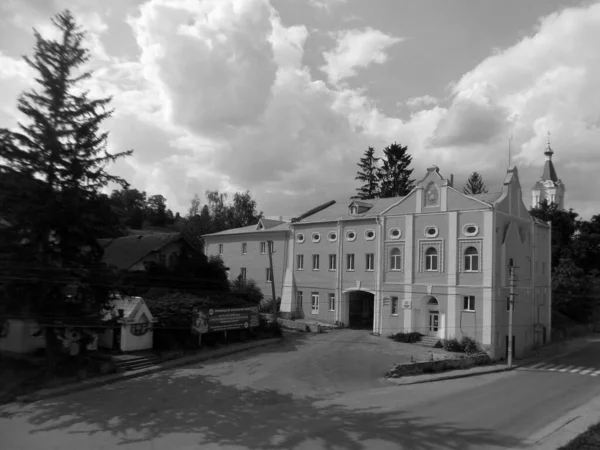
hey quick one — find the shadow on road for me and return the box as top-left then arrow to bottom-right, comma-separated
10,360 -> 524,450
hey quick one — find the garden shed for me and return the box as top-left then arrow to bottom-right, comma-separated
99,295 -> 156,352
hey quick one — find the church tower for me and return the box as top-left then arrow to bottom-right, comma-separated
531,133 -> 565,209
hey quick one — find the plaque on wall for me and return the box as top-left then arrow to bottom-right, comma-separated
402,300 -> 412,309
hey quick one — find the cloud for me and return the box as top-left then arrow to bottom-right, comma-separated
321,28 -> 403,85
308,0 -> 347,12
406,95 -> 438,109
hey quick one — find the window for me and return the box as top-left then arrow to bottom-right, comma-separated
268,241 -> 274,253
365,229 -> 375,241
391,297 -> 399,315
350,206 -> 358,215
241,242 -> 247,254
390,248 -> 402,271
346,253 -> 355,271
329,293 -> 335,311
328,231 -> 338,242
312,232 -> 321,243
240,267 -> 247,280
266,268 -> 272,282
312,254 -> 320,270
463,296 -> 475,311
366,253 -> 375,271
311,292 -> 319,314
159,254 -> 166,266
464,247 -> 479,272
296,233 -> 305,243
218,244 -> 223,255
389,228 -> 401,239
329,254 -> 337,271
297,254 -> 304,270
424,226 -> 439,238
463,224 -> 479,237
260,242 -> 266,254
296,291 -> 303,311
345,230 -> 356,241
425,247 -> 438,271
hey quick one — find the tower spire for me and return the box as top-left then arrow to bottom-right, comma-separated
545,131 -> 553,161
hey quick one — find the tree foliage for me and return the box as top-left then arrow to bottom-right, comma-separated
463,172 -> 489,195
378,142 -> 415,198
355,146 -> 380,199
230,276 -> 264,304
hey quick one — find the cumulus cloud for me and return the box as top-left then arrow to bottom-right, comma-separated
308,0 -> 347,12
321,28 -> 403,85
406,95 -> 438,109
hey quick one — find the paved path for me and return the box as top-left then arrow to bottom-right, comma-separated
2,335 -> 600,449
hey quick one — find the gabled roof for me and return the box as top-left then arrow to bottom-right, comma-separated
468,192 -> 503,205
100,233 -> 183,270
295,197 -> 405,223
202,222 -> 291,238
103,295 -> 150,322
257,218 -> 285,230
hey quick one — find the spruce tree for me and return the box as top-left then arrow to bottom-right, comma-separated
378,142 -> 415,198
463,172 -> 489,195
0,10 -> 132,364
355,146 -> 380,199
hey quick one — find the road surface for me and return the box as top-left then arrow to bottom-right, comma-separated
1,333 -> 600,449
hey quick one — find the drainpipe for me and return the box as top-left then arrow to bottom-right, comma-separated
374,215 -> 383,335
337,218 -> 343,325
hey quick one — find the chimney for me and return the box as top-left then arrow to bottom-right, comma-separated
450,174 -> 454,187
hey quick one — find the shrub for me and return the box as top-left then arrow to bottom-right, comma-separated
460,336 -> 480,354
259,296 -> 281,313
442,338 -> 463,353
389,332 -> 423,343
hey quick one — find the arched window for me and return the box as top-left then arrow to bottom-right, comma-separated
390,248 -> 402,271
464,247 -> 479,272
425,247 -> 438,271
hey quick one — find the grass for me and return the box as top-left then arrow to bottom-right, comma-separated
558,421 -> 600,449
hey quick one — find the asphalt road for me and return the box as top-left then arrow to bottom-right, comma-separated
1,334 -> 600,450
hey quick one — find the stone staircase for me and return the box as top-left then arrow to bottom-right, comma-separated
416,336 -> 442,348
112,353 -> 162,372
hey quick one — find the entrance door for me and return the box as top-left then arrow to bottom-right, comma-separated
428,312 -> 439,336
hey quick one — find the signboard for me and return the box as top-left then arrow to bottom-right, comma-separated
402,300 -> 412,309
193,306 -> 259,334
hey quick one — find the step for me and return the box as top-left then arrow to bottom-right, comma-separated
120,361 -> 161,372
114,357 -> 162,370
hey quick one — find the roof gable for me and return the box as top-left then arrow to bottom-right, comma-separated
101,233 -> 183,270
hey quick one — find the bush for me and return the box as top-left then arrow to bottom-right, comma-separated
460,336 -> 480,354
259,296 -> 281,313
389,332 -> 423,343
442,338 -> 463,353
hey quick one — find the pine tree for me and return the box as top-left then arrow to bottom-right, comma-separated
378,142 -> 415,198
0,10 -> 132,364
355,146 -> 380,199
463,172 -> 489,195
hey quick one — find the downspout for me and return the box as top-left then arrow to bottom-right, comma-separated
336,218 -> 343,326
375,215 -> 383,335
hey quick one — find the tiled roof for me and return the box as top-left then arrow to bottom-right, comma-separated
295,197 -> 405,222
100,233 -> 182,270
203,222 -> 291,237
468,192 -> 503,205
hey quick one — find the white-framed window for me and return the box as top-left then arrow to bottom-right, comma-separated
366,253 -> 374,271
424,226 -> 439,238
297,254 -> 304,270
241,242 -> 247,254
311,292 -> 319,314
296,233 -> 305,243
328,293 -> 335,311
260,241 -> 266,254
218,244 -> 223,255
425,247 -> 438,271
266,268 -> 272,282
240,267 -> 247,280
463,224 -> 479,237
350,206 -> 358,215
345,230 -> 357,242
390,248 -> 402,271
329,254 -> 337,271
347,253 -> 355,271
364,229 -> 375,241
312,232 -> 321,243
391,296 -> 399,315
463,295 -> 475,311
312,254 -> 320,271
389,228 -> 401,239
464,247 -> 479,272
296,291 -> 303,311
328,231 -> 338,242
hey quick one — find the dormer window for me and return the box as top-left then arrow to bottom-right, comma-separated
350,206 -> 358,215
348,200 -> 372,215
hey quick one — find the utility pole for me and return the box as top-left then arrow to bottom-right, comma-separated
267,240 -> 278,324
508,261 -> 518,368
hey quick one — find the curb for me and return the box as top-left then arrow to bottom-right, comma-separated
12,337 -> 284,404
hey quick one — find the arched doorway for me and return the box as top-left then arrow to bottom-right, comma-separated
347,290 -> 375,329
425,296 -> 440,337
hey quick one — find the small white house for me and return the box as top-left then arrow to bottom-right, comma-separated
98,295 -> 156,352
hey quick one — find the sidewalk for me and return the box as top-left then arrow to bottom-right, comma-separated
12,337 -> 283,404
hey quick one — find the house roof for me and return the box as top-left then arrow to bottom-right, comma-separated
258,218 -> 285,229
468,192 -> 503,205
100,233 -> 182,270
103,295 -> 149,322
202,222 -> 291,238
295,197 -> 405,223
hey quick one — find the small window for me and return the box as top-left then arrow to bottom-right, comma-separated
260,242 -> 266,254
240,267 -> 247,280
463,295 -> 475,311
463,224 -> 479,237
312,254 -> 320,271
328,293 -> 335,311
218,244 -> 223,255
365,229 -> 375,241
296,291 -> 303,310
328,231 -> 337,242
241,242 -> 247,254
346,230 -> 356,241
296,233 -> 305,243
266,268 -> 272,282
311,293 -> 319,314
366,253 -> 375,271
425,247 -> 438,271
424,226 -> 438,238
329,254 -> 337,271
464,247 -> 479,272
389,228 -> 401,239
390,248 -> 402,271
297,254 -> 304,270
312,232 -> 321,243
350,206 -> 358,215
346,253 -> 355,271
391,297 -> 399,315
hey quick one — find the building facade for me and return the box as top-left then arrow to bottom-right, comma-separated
203,166 -> 552,360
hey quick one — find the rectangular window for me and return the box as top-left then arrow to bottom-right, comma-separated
390,248 -> 402,271
391,296 -> 399,315
312,254 -> 320,270
241,242 -> 247,254
347,253 -> 355,271
311,292 -> 319,314
366,253 -> 375,271
296,291 -> 303,311
266,268 -> 272,282
218,244 -> 223,255
463,295 -> 475,311
425,249 -> 438,271
297,254 -> 304,270
329,254 -> 337,271
240,267 -> 246,280
260,242 -> 266,254
268,241 -> 274,253
328,293 -> 335,311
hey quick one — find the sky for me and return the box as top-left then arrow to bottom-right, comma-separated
0,0 -> 598,220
